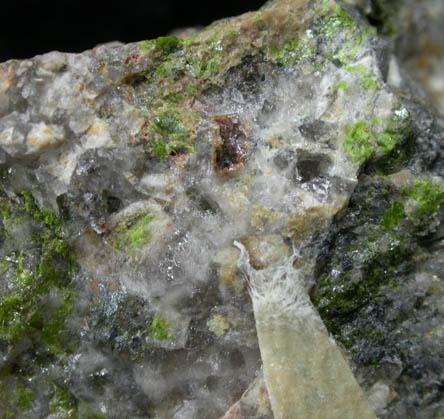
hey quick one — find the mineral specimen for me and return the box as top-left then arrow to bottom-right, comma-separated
0,0 -> 443,418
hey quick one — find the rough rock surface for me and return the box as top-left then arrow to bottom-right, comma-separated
345,0 -> 444,116
0,0 -> 443,418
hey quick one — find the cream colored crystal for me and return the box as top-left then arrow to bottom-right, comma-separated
235,241 -> 376,419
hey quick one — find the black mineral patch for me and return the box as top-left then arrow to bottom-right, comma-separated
293,150 -> 332,183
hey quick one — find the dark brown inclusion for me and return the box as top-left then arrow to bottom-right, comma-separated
212,114 -> 249,175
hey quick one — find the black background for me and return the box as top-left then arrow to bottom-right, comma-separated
0,0 -> 267,62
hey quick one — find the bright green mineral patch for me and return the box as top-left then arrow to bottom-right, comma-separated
268,3 -> 363,68
143,109 -> 199,159
137,28 -> 229,93
154,36 -> 182,55
127,214 -> 155,245
381,178 -> 444,230
315,0 -> 366,64
187,38 -> 225,80
0,190 -> 78,416
343,109 -> 415,171
269,35 -> 316,67
112,210 -> 155,251
139,36 -> 182,57
343,121 -> 375,164
318,2 -> 355,39
149,317 -> 171,341
108,202 -> 171,262
404,178 -> 444,225
0,191 -> 77,350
